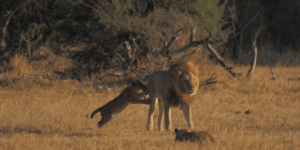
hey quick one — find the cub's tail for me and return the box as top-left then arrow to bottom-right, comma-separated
90,107 -> 102,119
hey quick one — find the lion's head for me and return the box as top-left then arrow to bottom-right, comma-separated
170,61 -> 199,96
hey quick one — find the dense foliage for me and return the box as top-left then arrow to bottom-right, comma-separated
0,0 -> 299,75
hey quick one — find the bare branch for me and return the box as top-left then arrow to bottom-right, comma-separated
247,27 -> 262,77
190,26 -> 196,43
269,66 -> 276,80
1,7 -> 20,50
199,76 -> 226,88
26,32 -> 32,58
252,27 -> 262,47
207,43 -> 240,77
128,48 -> 137,69
124,41 -> 132,59
227,0 -> 237,41
109,71 -> 125,76
132,38 -> 145,56
238,11 -> 260,60
132,38 -> 140,51
116,53 -> 125,64
132,48 -> 136,61
172,41 -> 203,55
159,20 -> 192,55
18,33 -> 27,51
199,12 -> 212,40
242,12 -> 260,34
169,14 -> 216,57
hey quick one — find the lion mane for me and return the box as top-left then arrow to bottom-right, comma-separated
167,61 -> 199,107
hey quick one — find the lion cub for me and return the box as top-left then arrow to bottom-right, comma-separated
91,80 -> 149,128
175,128 -> 216,143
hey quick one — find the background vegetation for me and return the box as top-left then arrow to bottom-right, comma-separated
2,0 -> 299,76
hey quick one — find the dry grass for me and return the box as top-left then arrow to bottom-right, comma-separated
1,56 -> 300,150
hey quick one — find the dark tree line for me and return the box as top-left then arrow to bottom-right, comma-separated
1,0 -> 300,75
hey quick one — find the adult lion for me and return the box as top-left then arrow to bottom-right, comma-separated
175,128 -> 216,143
146,61 -> 199,131
91,80 -> 149,128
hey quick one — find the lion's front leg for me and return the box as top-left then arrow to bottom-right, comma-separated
147,97 -> 157,131
164,101 -> 172,131
182,106 -> 194,129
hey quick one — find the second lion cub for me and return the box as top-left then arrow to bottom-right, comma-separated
175,128 -> 216,143
91,80 -> 149,128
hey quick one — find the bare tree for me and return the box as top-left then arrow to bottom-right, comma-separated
247,27 -> 262,77
227,0 -> 260,62
102,13 -> 243,80
1,7 -> 20,50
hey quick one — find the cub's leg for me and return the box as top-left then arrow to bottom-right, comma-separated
131,98 -> 151,104
98,110 -> 112,128
158,100 -> 164,131
147,96 -> 158,131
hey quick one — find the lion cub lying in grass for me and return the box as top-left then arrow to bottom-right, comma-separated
175,128 -> 216,143
91,80 -> 149,128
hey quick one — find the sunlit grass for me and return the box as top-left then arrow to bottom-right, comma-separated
0,55 -> 300,149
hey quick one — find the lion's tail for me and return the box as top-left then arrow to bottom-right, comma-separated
90,107 -> 102,119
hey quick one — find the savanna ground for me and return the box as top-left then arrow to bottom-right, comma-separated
0,56 -> 300,150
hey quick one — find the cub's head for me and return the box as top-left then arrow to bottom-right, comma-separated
171,61 -> 199,95
131,80 -> 148,92
174,128 -> 190,141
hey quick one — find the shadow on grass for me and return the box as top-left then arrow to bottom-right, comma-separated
0,127 -> 42,134
0,127 -> 103,137
245,125 -> 300,133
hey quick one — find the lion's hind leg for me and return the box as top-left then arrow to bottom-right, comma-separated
97,111 -> 112,128
158,100 -> 164,131
147,97 -> 158,131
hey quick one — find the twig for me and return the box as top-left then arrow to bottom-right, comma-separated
269,66 -> 276,80
199,77 -> 225,88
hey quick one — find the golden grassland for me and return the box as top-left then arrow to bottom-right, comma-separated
0,56 -> 300,149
